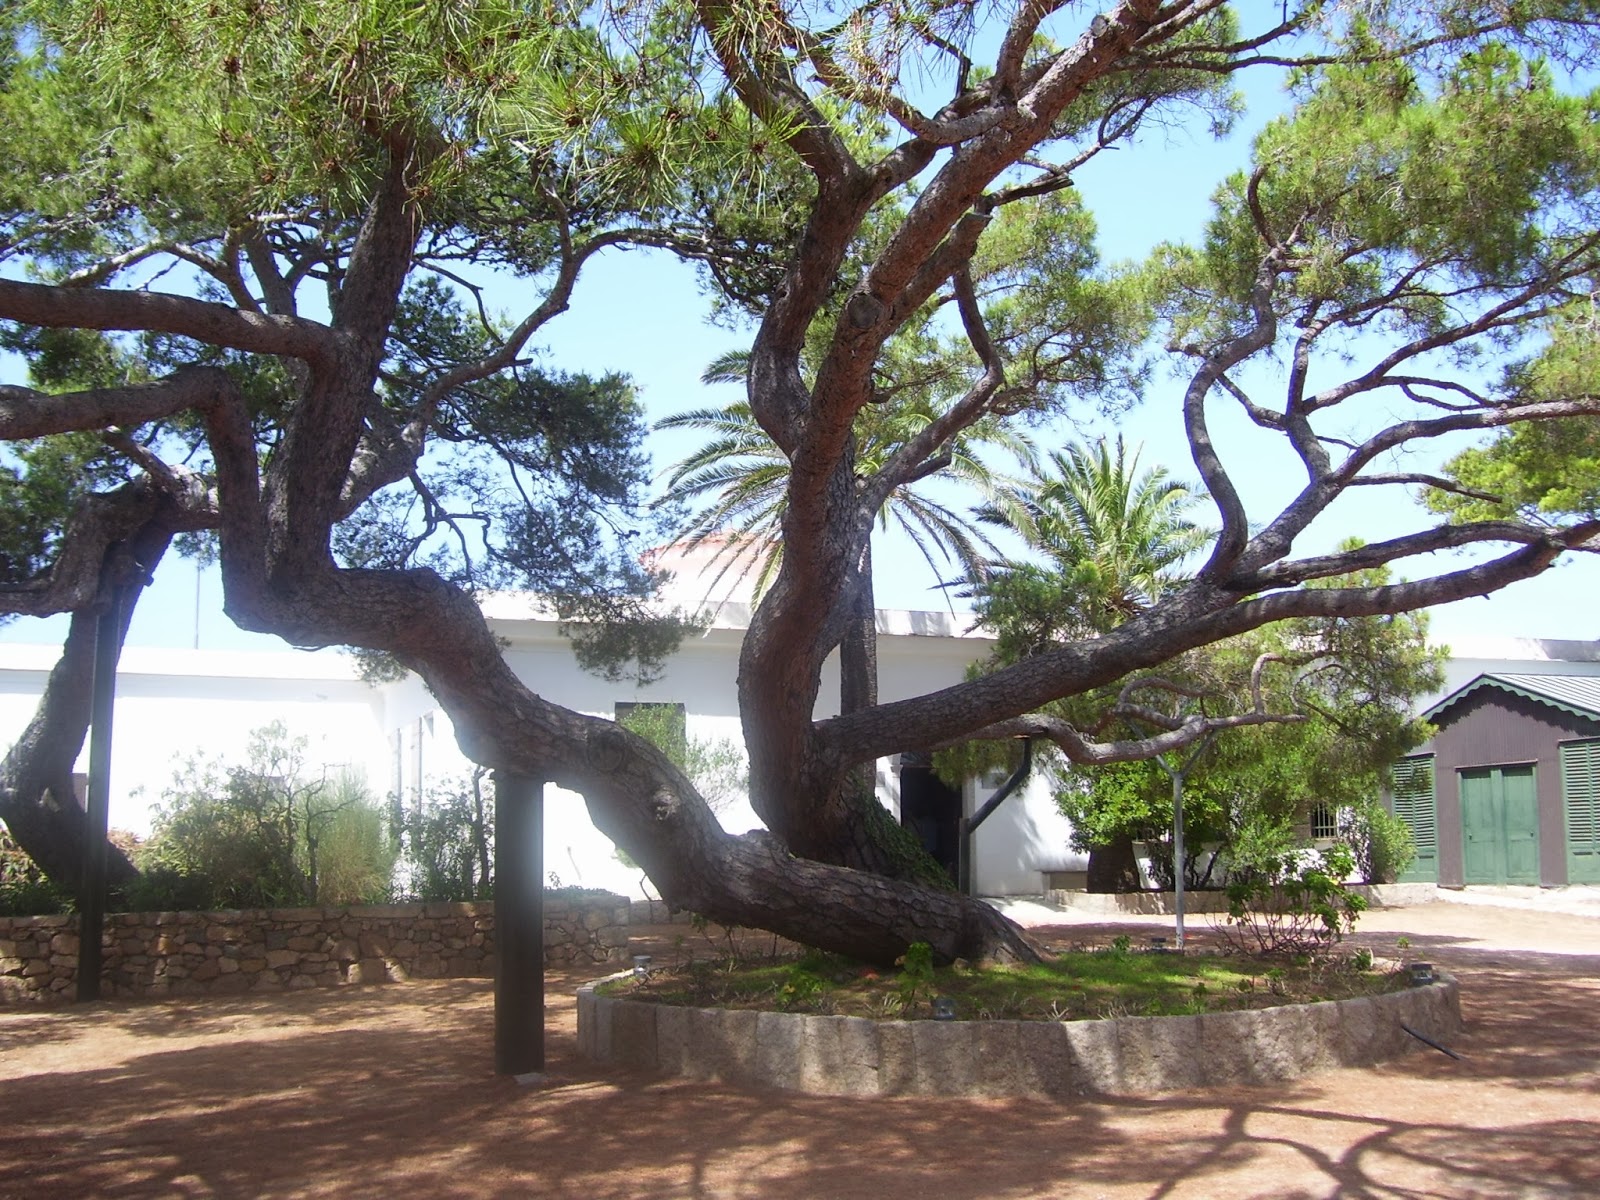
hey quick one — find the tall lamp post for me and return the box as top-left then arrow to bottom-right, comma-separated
1152,732 -> 1214,951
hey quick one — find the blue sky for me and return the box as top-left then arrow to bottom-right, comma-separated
5,54 -> 1597,656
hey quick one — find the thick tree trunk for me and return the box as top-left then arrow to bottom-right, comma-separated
736,469 -> 953,885
736,451 -> 864,855
839,542 -> 877,718
771,545 -> 956,888
0,528 -> 170,888
428,618 -> 1033,963
681,831 -> 1035,966
219,562 -> 1037,965
1086,833 -> 1143,894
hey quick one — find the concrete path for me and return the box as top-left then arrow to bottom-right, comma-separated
988,883 -> 1600,930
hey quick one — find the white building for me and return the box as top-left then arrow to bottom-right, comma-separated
1426,635 -> 1600,702
10,587 -> 1594,901
0,594 -> 1076,899
0,643 -> 391,829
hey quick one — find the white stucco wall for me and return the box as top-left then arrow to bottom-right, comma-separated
13,622 -> 1594,899
0,645 -> 388,837
1424,636 -> 1600,706
965,771 -> 1083,895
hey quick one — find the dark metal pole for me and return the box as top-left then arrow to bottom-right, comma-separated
493,771 -> 545,1075
957,814 -> 971,896
77,589 -> 122,1002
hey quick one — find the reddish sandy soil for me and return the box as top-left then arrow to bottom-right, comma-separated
0,900 -> 1596,1199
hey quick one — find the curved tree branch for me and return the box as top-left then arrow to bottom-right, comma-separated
0,366 -> 235,441
0,279 -> 337,368
963,706 -> 1306,765
819,519 -> 1599,767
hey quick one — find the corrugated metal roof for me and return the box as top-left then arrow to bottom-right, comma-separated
1490,673 -> 1600,715
1425,672 -> 1600,723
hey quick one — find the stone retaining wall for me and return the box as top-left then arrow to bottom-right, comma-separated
579,974 -> 1462,1097
0,891 -> 629,1006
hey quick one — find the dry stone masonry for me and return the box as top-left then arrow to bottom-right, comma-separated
0,890 -> 629,1005
579,971 -> 1464,1097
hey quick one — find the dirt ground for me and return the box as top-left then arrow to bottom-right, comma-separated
1,900 -> 1596,1199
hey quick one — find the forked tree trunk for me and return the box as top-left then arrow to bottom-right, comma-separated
235,565 -> 1039,966
0,528 -> 170,888
833,542 -> 947,882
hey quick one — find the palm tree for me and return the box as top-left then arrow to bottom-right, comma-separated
659,352 -> 1021,601
978,435 -> 1212,637
973,434 -> 1212,890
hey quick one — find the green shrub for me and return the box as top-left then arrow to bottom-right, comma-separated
394,769 -> 494,902
140,723 -> 395,910
114,865 -> 219,913
0,875 -> 73,916
0,828 -> 72,915
1338,796 -> 1417,884
895,941 -> 936,1010
777,964 -> 825,1010
1221,843 -> 1368,958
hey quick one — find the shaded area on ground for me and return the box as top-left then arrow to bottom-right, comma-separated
0,902 -> 1596,1199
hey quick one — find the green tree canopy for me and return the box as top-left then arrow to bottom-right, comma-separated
0,0 -> 740,882
1428,307 -> 1600,524
1053,591 -> 1443,890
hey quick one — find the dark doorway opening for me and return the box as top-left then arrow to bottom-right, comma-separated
899,755 -> 962,886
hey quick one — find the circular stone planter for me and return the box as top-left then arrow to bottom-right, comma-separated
577,973 -> 1462,1097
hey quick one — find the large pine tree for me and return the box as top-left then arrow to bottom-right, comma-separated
1,1 -> 1598,963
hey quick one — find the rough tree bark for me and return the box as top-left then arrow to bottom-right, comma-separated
0,520 -> 172,887
5,1 -> 1600,967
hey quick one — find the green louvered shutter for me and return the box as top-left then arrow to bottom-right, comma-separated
1561,740 -> 1600,885
1391,756 -> 1437,883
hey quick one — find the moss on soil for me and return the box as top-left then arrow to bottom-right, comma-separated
601,938 -> 1405,1022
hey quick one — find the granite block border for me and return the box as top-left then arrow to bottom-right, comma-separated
578,972 -> 1462,1097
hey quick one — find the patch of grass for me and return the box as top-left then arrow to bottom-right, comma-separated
602,939 -> 1404,1021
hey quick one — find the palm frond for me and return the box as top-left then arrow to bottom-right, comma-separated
699,350 -> 752,388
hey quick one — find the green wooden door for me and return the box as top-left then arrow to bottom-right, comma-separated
1459,764 -> 1539,885
1561,740 -> 1600,885
1391,757 -> 1438,883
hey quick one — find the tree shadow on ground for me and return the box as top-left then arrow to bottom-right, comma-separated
1,920 -> 1597,1199
1,1015 -> 1594,1200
